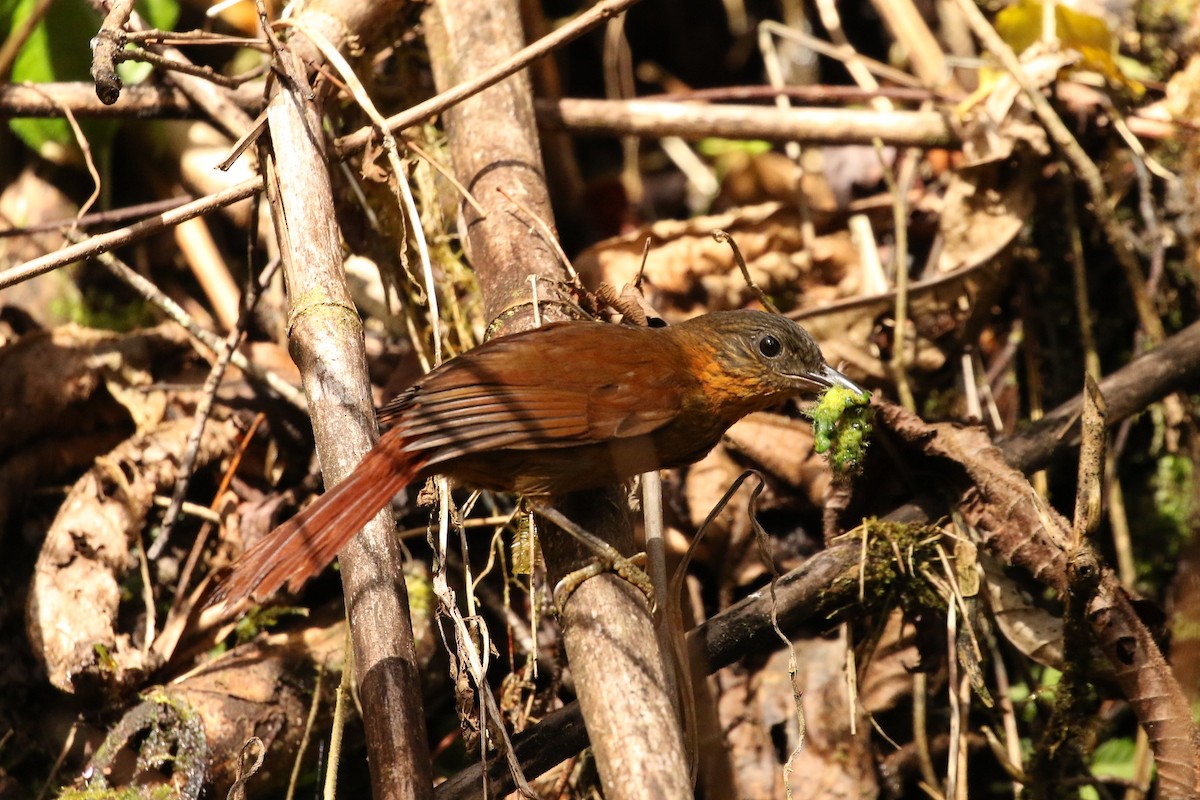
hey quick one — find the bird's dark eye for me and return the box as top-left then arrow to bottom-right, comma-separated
758,334 -> 782,358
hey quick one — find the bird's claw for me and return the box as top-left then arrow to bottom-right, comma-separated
553,551 -> 653,612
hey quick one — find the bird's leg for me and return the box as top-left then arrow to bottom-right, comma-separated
530,502 -> 654,610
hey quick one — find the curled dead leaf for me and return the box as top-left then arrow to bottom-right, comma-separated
26,416 -> 238,694
979,553 -> 1064,669
168,609 -> 345,794
0,324 -> 190,457
575,202 -> 851,316
723,412 -> 829,505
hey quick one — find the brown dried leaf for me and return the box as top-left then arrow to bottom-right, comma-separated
979,553 -> 1064,668
26,416 -> 238,694
934,143 -> 1039,275
716,640 -> 877,799
0,324 -> 191,457
574,203 -> 853,316
723,412 -> 829,504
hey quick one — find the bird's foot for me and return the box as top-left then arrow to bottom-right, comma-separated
553,551 -> 652,612
529,502 -> 656,611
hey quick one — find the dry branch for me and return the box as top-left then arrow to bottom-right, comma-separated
0,82 -> 957,149
258,41 -> 434,800
536,98 -> 955,147
0,81 -> 262,118
1001,320 -> 1200,473
0,178 -> 260,290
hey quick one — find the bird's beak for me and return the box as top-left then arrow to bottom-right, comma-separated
811,363 -> 866,396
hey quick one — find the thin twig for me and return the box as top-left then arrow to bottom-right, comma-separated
324,629 -> 353,800
711,230 -> 780,313
117,46 -> 269,88
405,138 -> 487,219
124,28 -> 270,48
148,257 -> 280,559
59,228 -> 305,409
21,84 -> 102,219
288,19 -> 445,365
334,0 -> 644,156
0,195 -> 192,237
0,177 -> 261,289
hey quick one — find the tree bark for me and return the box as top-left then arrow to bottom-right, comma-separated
260,45 -> 433,800
424,1 -> 691,797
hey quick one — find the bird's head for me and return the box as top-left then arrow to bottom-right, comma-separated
673,310 -> 864,414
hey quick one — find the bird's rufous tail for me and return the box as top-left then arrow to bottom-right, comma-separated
212,440 -> 423,606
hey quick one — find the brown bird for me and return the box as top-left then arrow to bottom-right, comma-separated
215,310 -> 861,605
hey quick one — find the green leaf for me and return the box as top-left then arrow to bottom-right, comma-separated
5,0 -> 114,164
3,0 -> 178,163
138,0 -> 179,30
994,0 -> 1145,97
1090,736 -> 1138,780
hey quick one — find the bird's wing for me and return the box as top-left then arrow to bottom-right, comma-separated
384,323 -> 691,457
